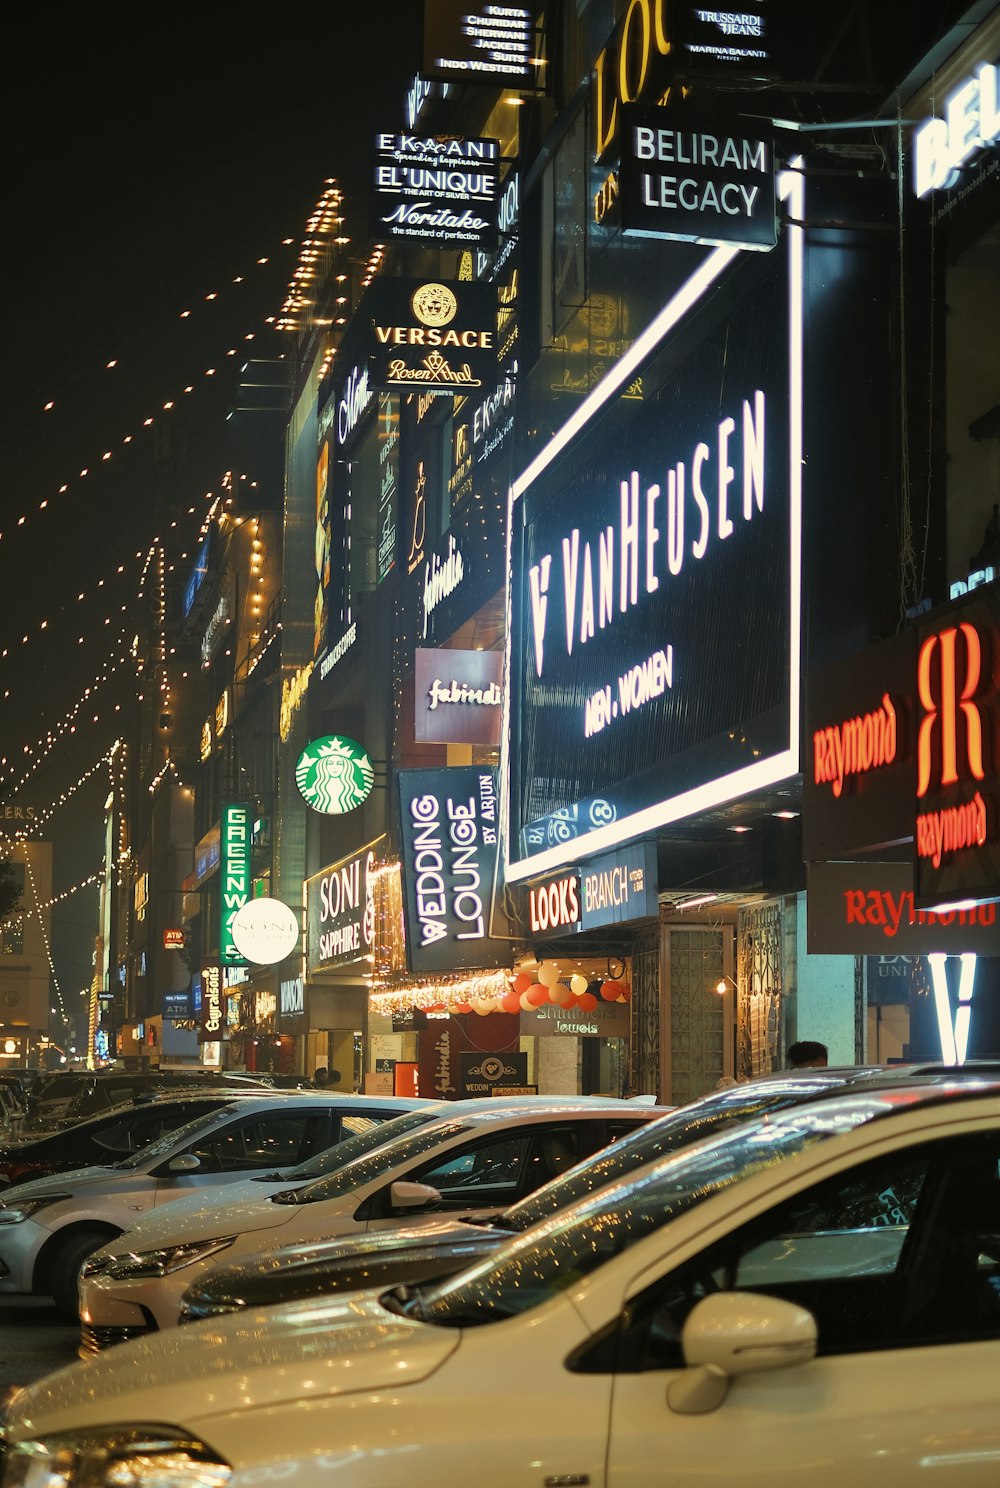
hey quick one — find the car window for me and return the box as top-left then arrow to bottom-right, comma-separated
280,1118 -> 475,1204
603,1131 -> 1000,1371
284,1108 -> 440,1182
413,1132 -> 534,1205
340,1115 -> 385,1140
116,1107 -> 241,1168
183,1112 -> 323,1172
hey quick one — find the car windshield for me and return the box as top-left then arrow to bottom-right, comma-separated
501,1074 -> 857,1233
272,1116 -> 474,1204
112,1106 -> 239,1168
404,1093 -> 898,1327
264,1106 -> 441,1185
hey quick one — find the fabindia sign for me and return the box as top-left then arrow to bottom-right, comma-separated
398,767 -> 506,973
219,804 -> 252,965
505,165 -> 803,881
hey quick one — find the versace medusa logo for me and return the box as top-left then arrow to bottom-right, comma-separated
411,282 -> 458,327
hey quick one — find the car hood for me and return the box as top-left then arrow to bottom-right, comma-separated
0,1165 -> 119,1202
181,1217 -> 511,1316
105,1181 -> 307,1253
10,1291 -> 461,1438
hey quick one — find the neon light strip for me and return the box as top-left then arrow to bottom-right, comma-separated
927,952 -> 977,1065
502,163 -> 805,884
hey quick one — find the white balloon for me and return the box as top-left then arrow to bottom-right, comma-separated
570,974 -> 589,997
537,964 -> 560,987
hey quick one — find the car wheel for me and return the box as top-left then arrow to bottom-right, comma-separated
49,1228 -> 117,1322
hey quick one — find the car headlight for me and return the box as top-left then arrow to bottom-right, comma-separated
0,1196 -> 70,1225
2,1427 -> 231,1488
106,1238 -> 238,1280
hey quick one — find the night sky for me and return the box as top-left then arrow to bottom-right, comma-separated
0,8 -> 423,1036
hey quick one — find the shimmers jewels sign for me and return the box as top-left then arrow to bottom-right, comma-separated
373,133 -> 500,249
397,767 -> 507,973
505,166 -> 803,879
219,804 -> 252,965
295,736 -> 374,815
367,279 -> 497,394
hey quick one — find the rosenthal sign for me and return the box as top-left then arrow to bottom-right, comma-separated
398,767 -> 506,973
219,804 -> 252,966
620,107 -> 776,250
368,279 -> 497,394
306,837 -> 384,972
374,133 -> 500,248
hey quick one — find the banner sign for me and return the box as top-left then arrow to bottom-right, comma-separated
373,133 -> 500,248
459,1049 -> 528,1097
398,766 -> 506,972
521,1000 -> 631,1037
415,647 -> 502,745
219,804 -> 252,965
506,178 -> 802,881
525,841 -> 659,935
807,861 -> 1000,955
199,962 -> 225,1043
306,837 -> 384,973
367,278 -> 497,395
620,106 -> 776,251
422,1 -> 538,88
279,977 -> 306,1020
162,990 -> 193,1021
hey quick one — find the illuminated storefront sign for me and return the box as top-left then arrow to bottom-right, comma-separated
913,63 -> 1000,197
199,961 -> 225,1043
319,622 -> 358,680
928,952 -> 977,1064
231,898 -> 300,966
398,767 -> 507,973
279,663 -> 313,742
368,279 -> 497,394
219,804 -> 252,965
415,647 -> 503,745
378,394 -> 399,582
506,165 -> 803,880
525,842 -> 658,935
422,533 -> 465,638
373,133 -> 500,248
337,362 -> 374,447
163,929 -> 185,951
295,735 -> 374,815
806,861 -> 1000,955
423,1 -> 537,87
620,107 -> 776,250
306,837 -> 384,972
280,977 -> 305,1018
183,532 -> 210,617
813,694 -> 898,798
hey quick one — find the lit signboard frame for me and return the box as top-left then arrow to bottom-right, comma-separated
422,1 -> 539,89
502,163 -> 803,882
219,803 -> 252,965
373,133 -> 500,249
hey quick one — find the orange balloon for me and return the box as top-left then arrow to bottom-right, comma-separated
501,990 -> 522,1014
600,980 -> 622,1001
511,972 -> 533,995
453,1002 -> 473,1014
526,983 -> 549,1006
578,992 -> 598,1011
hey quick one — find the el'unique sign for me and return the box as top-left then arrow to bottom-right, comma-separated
619,107 -> 776,250
415,647 -> 503,746
423,1 -> 537,87
807,860 -> 1000,955
507,176 -> 803,879
398,766 -> 507,973
367,279 -> 497,395
305,837 -> 384,973
374,133 -> 500,248
219,804 -> 252,966
526,842 -> 659,936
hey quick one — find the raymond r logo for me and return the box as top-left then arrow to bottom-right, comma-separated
412,283 -> 458,328
917,623 -> 986,798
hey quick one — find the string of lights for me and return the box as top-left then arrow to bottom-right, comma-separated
0,871 -> 102,929
22,849 -> 70,1030
6,745 -> 120,841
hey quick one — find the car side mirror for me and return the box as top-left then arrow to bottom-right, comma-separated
667,1292 -> 817,1414
390,1179 -> 443,1210
166,1153 -> 203,1174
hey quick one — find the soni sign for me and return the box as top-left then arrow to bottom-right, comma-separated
505,164 -> 803,879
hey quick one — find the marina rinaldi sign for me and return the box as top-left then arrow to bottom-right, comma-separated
296,735 -> 374,815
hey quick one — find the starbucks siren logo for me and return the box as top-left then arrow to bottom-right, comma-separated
296,735 -> 374,814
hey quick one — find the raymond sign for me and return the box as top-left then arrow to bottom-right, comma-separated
807,861 -> 1000,956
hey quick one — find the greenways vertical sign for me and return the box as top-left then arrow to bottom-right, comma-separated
220,803 -> 252,965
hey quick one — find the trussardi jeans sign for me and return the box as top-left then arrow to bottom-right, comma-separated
398,766 -> 507,973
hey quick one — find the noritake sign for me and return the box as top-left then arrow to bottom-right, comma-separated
398,766 -> 507,973
368,279 -> 497,394
374,133 -> 500,248
620,107 -> 776,250
306,837 -> 384,973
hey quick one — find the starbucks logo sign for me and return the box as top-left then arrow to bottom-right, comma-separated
296,735 -> 374,814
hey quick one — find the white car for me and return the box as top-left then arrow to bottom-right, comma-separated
5,1081 -> 1000,1488
0,1093 -> 428,1317
78,1097 -> 655,1345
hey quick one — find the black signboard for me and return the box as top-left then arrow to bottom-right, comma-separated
620,106 -> 776,251
508,214 -> 801,875
306,839 -> 384,973
373,133 -> 500,249
807,860 -> 1000,955
672,2 -> 776,79
398,766 -> 507,973
368,278 -> 497,396
423,1 -> 538,88
524,841 -> 658,936
459,1050 -> 528,1097
162,990 -> 193,1021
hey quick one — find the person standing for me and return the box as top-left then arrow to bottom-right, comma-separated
786,1040 -> 829,1069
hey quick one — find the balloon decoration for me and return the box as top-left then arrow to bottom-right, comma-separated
500,990 -> 522,1014
600,979 -> 629,1001
577,992 -> 599,1011
536,963 -> 561,987
551,982 -> 575,1007
511,971 -> 533,996
570,973 -> 589,997
525,983 -> 549,1006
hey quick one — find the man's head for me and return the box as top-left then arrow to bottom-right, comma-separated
787,1040 -> 829,1069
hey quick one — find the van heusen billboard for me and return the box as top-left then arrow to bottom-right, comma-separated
505,167 -> 803,880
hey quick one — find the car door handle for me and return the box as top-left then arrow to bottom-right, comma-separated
545,1477 -> 589,1486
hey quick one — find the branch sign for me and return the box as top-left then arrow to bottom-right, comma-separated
296,735 -> 374,814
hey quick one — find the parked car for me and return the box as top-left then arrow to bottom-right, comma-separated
175,1062 -> 988,1328
24,1069 -> 309,1134
77,1097 -> 664,1345
7,1080 -> 1000,1488
0,1090 -> 292,1188
0,1094 -> 430,1316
